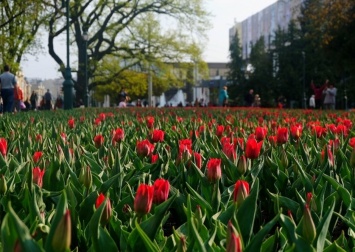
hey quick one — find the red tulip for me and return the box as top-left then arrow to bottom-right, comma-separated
312,125 -> 327,138
234,180 -> 250,205
95,193 -> 112,225
222,142 -> 236,162
226,233 -> 242,252
33,167 -> 45,188
245,137 -> 263,159
68,118 -> 75,129
33,151 -> 43,163
146,116 -> 155,129
349,137 -> 355,148
36,134 -> 42,143
153,178 -> 170,204
136,139 -> 154,158
151,129 -> 165,143
151,154 -> 159,164
255,126 -> 267,141
0,138 -> 7,157
134,184 -> 154,216
276,127 -> 289,145
206,158 -> 222,183
98,113 -> 106,121
268,135 -> 277,146
216,125 -> 225,138
112,128 -> 124,143
94,134 -> 104,148
290,125 -> 302,140
193,152 -> 202,169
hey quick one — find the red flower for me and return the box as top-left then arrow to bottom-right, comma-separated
245,137 -> 263,159
93,134 -> 104,148
68,118 -> 75,129
276,127 -> 289,144
94,118 -> 101,125
312,125 -> 327,138
98,113 -> 106,121
216,125 -> 225,138
151,154 -> 159,164
193,152 -> 202,169
290,125 -> 302,140
146,116 -> 155,129
349,137 -> 355,148
151,129 -> 165,143
33,167 -> 45,188
206,158 -> 222,183
226,233 -> 242,252
112,128 -> 124,143
255,127 -> 267,141
0,138 -> 7,157
95,193 -> 112,225
134,184 -> 154,216
233,180 -> 250,205
136,139 -> 154,157
36,134 -> 42,142
268,135 -> 277,146
153,178 -> 170,204
33,151 -> 43,163
222,142 -> 236,162
60,132 -> 67,141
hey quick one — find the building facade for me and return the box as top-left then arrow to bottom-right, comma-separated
230,0 -> 304,59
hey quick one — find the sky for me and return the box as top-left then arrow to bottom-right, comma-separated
20,0 -> 277,79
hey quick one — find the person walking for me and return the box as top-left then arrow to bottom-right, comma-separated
311,80 -> 327,109
30,91 -> 38,110
218,86 -> 229,107
14,85 -> 24,112
323,83 -> 337,110
0,65 -> 17,113
244,89 -> 254,107
309,95 -> 315,109
44,89 -> 52,110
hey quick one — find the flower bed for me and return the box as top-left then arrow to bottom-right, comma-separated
0,107 -> 354,251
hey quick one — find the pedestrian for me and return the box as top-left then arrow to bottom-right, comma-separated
323,83 -> 337,110
30,91 -> 38,110
14,85 -> 24,112
44,89 -> 52,110
244,89 -> 254,107
309,95 -> 315,109
310,80 -> 327,109
253,94 -> 261,107
218,86 -> 229,107
0,65 -> 17,113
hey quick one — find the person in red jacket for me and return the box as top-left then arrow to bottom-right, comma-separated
14,85 -> 24,112
310,80 -> 327,109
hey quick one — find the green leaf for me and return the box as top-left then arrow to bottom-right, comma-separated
316,197 -> 335,252
135,218 -> 160,252
246,213 -> 279,252
1,202 -> 43,252
44,191 -> 67,252
322,174 -> 351,208
237,178 -> 259,244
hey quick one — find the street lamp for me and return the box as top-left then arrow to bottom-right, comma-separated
82,28 -> 89,107
62,0 -> 74,109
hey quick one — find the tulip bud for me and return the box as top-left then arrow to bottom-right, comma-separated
206,158 -> 222,183
177,236 -> 187,252
134,184 -> 154,216
0,175 -> 7,194
233,180 -> 250,206
95,193 -> 112,226
302,204 -> 316,243
194,205 -> 203,231
226,221 -> 242,252
280,149 -> 288,168
237,155 -> 247,175
79,166 -> 92,190
52,210 -> 71,252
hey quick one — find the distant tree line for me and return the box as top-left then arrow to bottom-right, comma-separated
227,0 -> 355,109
